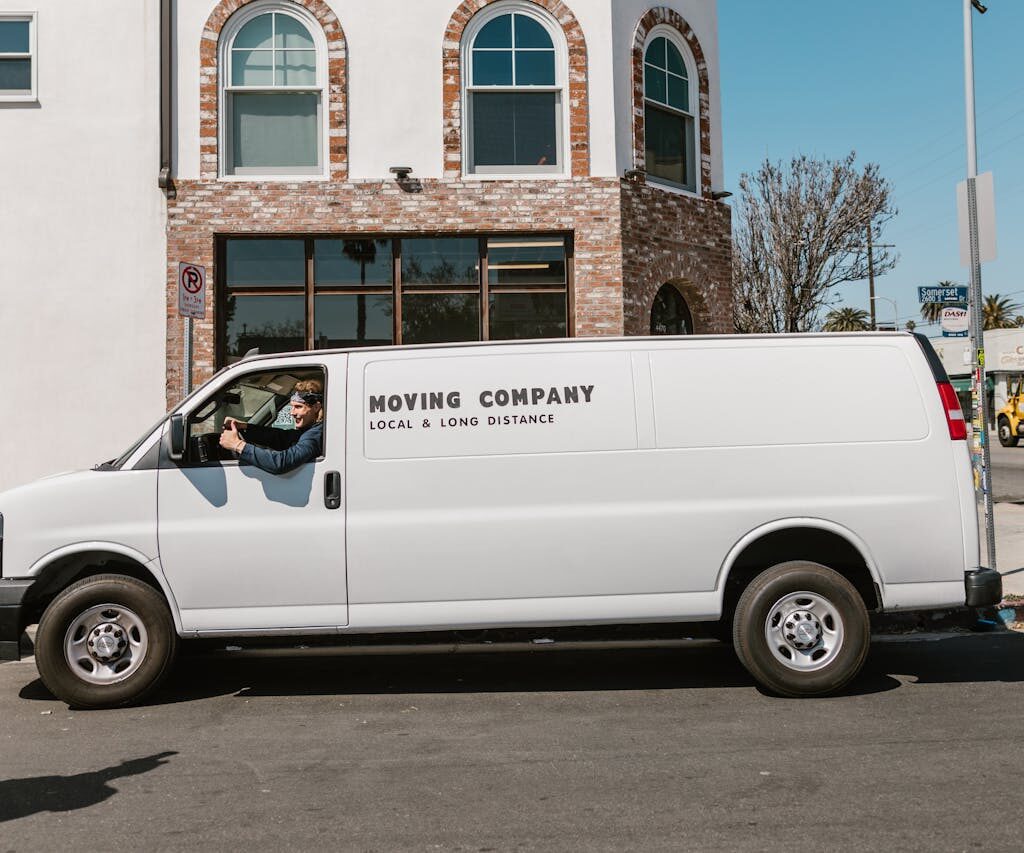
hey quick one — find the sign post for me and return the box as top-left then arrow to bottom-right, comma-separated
961,0 -> 996,573
177,263 -> 206,397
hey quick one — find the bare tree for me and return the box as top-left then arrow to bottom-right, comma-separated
732,152 -> 897,333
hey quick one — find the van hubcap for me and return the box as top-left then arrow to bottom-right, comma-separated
765,592 -> 844,672
65,604 -> 149,685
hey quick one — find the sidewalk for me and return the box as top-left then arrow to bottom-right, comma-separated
988,502 -> 1024,629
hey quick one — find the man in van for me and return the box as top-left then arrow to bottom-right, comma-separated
219,379 -> 324,474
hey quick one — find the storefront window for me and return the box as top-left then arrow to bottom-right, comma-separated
218,234 -> 571,364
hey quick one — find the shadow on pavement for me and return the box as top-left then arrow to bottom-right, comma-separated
0,752 -> 177,823
20,643 -> 900,703
17,634 -> 1023,707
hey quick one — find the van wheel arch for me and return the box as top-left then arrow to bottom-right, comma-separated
718,527 -> 881,639
22,553 -> 168,625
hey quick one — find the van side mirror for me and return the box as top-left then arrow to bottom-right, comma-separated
168,414 -> 186,462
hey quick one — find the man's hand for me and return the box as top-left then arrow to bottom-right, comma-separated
223,417 -> 248,430
219,421 -> 246,454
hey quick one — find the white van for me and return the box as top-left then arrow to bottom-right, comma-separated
0,333 -> 1001,707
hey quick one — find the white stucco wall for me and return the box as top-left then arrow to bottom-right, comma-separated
0,2 -> 167,492
175,0 -> 720,182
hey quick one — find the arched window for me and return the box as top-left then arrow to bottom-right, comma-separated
650,284 -> 693,335
463,3 -> 566,175
220,3 -> 326,177
643,28 -> 697,192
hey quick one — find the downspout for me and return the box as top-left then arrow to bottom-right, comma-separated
159,0 -> 176,198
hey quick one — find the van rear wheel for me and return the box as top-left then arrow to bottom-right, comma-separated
998,418 -> 1019,447
733,561 -> 869,697
35,574 -> 178,709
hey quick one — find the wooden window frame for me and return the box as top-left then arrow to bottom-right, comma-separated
216,232 -> 574,367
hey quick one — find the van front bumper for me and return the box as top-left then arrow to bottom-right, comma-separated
965,568 -> 1002,607
0,579 -> 33,661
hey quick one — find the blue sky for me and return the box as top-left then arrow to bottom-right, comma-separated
719,0 -> 1023,334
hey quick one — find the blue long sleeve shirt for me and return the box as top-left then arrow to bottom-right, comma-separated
238,422 -> 324,474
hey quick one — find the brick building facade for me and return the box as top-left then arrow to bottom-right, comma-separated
165,0 -> 732,406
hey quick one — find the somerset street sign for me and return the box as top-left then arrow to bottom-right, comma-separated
919,285 -> 968,304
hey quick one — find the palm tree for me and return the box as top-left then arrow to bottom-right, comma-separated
983,294 -> 1021,330
822,307 -> 871,332
920,280 -> 960,323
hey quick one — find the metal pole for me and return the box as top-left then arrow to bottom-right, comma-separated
184,317 -> 193,396
964,0 -> 996,570
866,225 -> 876,330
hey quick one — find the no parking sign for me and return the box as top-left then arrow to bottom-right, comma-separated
177,262 -> 206,319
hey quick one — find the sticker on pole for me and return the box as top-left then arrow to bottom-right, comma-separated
178,263 -> 206,319
941,305 -> 970,338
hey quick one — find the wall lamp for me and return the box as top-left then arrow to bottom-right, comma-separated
711,190 -> 733,200
389,166 -> 413,181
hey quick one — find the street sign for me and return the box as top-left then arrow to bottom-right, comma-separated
957,171 -> 997,267
918,285 -> 968,304
178,262 -> 206,319
941,305 -> 970,338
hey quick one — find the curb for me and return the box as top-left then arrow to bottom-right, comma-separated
995,600 -> 1024,630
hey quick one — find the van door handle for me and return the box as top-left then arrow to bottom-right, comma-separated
324,471 -> 342,510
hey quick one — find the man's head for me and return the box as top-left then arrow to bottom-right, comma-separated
290,379 -> 324,429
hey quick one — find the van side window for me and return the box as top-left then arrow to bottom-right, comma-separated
181,367 -> 326,465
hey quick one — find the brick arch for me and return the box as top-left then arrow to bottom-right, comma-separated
628,257 -> 715,337
442,0 -> 590,178
199,0 -> 348,180
632,7 -> 712,197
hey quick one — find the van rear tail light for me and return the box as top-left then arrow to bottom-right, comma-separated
937,382 -> 967,440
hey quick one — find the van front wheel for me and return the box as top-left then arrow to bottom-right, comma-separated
998,418 -> 1019,447
35,574 -> 178,709
733,561 -> 869,697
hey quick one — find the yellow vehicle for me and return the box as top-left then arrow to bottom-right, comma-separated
997,376 -> 1024,447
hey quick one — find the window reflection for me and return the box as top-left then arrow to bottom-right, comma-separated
402,294 -> 480,344
402,238 -> 479,287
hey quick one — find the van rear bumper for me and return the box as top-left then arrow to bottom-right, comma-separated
0,579 -> 33,661
965,568 -> 1002,607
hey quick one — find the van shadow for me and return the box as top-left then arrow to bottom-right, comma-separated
20,635 -> 1024,707
0,752 -> 176,823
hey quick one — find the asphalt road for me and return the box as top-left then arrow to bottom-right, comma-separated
2,635 -> 1023,851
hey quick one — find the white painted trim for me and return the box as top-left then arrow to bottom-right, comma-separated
460,0 -> 570,178
641,23 -> 700,196
217,1 -> 329,179
0,11 -> 37,103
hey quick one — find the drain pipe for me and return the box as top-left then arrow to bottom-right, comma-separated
159,0 -> 176,198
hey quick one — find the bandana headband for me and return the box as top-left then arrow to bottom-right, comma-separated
291,391 -> 323,405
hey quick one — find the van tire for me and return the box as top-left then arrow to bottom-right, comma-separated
998,417 -> 1019,447
35,574 -> 178,709
733,561 -> 869,698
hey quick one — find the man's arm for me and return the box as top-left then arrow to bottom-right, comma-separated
238,425 -> 323,475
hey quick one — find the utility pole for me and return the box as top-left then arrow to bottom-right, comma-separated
859,223 -> 894,330
867,226 -> 876,330
963,0 -> 996,571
